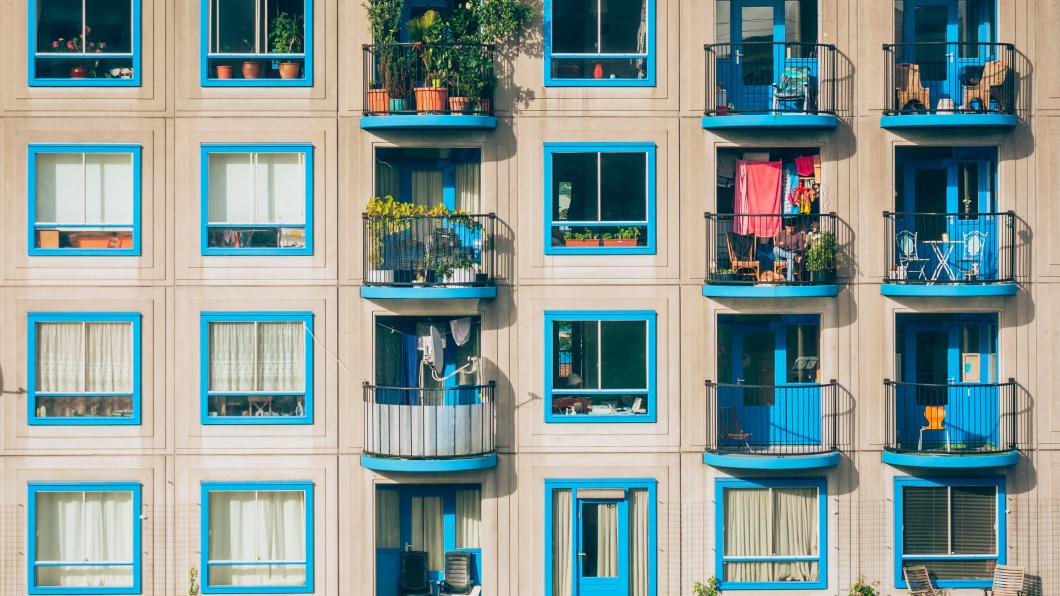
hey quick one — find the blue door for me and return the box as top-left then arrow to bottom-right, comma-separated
902,0 -> 995,110
577,497 -> 629,595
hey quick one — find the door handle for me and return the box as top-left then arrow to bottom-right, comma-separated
577,552 -> 587,558
946,52 -> 955,62
735,50 -> 742,65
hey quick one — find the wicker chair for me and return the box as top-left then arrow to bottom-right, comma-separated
895,63 -> 931,112
963,60 -> 1008,112
903,565 -> 944,596
726,233 -> 760,281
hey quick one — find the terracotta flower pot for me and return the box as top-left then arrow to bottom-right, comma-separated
564,239 -> 600,247
69,66 -> 88,78
241,61 -> 262,79
602,238 -> 638,247
448,96 -> 471,114
414,86 -> 448,114
475,97 -> 492,114
216,64 -> 234,79
278,62 -> 301,79
367,88 -> 391,114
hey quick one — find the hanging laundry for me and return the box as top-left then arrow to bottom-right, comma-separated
782,162 -> 800,215
733,160 -> 782,238
795,155 -> 815,176
450,317 -> 472,346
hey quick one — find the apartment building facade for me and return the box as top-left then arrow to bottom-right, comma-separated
0,0 -> 1057,594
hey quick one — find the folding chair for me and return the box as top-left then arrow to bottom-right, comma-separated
726,233 -> 760,281
895,63 -> 931,112
903,565 -> 945,596
987,564 -> 1026,596
958,229 -> 988,280
772,66 -> 812,112
718,406 -> 751,450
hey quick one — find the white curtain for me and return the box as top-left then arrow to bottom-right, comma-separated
35,490 -> 134,587
209,322 -> 303,392
723,488 -> 771,582
375,160 -> 401,199
628,489 -> 650,596
723,487 -> 818,582
208,322 -> 256,392
455,489 -> 481,549
208,153 -> 304,224
375,490 -> 400,549
37,322 -> 132,393
410,170 -> 444,208
455,162 -> 481,213
551,490 -> 573,596
411,496 -> 444,570
208,490 -> 307,586
258,322 -> 304,392
595,503 -> 619,577
772,488 -> 818,581
35,153 -> 133,225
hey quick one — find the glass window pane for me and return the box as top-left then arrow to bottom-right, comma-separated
85,0 -> 133,53
455,489 -> 482,548
600,321 -> 647,389
553,153 -> 599,222
723,488 -> 770,556
411,496 -> 445,571
37,322 -> 85,392
903,486 -> 949,555
552,0 -> 598,54
84,322 -> 133,393
906,560 -> 995,582
212,0 -> 257,53
36,154 -> 87,224
600,0 -> 646,54
951,486 -> 996,555
600,153 -> 647,222
580,502 -> 618,577
785,324 -> 819,383
36,0 -> 82,53
254,153 -> 305,225
257,322 -> 305,392
208,489 -> 306,586
209,322 -> 257,392
35,490 -> 135,587
553,321 -> 599,390
84,154 -> 135,224
208,564 -> 306,587
772,487 -> 817,556
375,490 -> 400,549
208,153 -> 255,223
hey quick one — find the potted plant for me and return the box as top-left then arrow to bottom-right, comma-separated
367,80 -> 389,114
270,11 -> 304,79
51,31 -> 106,78
384,51 -> 415,112
602,226 -> 640,247
693,577 -> 721,596
241,60 -> 262,78
805,231 -> 840,283
847,575 -> 879,596
563,229 -> 599,247
408,10 -> 448,113
216,64 -> 234,79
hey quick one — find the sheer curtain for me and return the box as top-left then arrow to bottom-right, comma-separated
208,490 -> 307,586
456,489 -> 481,548
37,322 -> 132,392
723,488 -> 771,582
375,161 -> 401,199
85,323 -> 132,392
629,489 -> 650,596
376,490 -> 400,549
595,503 -> 619,577
772,488 -> 818,581
258,322 -> 304,392
209,322 -> 303,392
37,323 -> 84,392
208,322 -> 256,391
551,490 -> 573,596
35,491 -> 134,587
724,487 -> 818,582
412,496 -> 445,570
455,162 -> 481,213
410,171 -> 444,208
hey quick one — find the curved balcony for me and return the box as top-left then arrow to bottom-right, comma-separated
882,211 -> 1017,297
361,213 -> 497,299
361,43 -> 496,130
704,381 -> 842,470
361,383 -> 496,472
702,42 -> 839,129
883,379 -> 1018,469
704,212 -> 841,298
881,42 -> 1017,128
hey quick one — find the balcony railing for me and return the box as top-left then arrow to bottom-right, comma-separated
704,42 -> 837,116
705,212 -> 839,285
884,379 -> 1016,454
363,383 -> 495,460
883,212 -> 1014,284
362,43 -> 495,116
363,213 -> 496,287
706,381 -> 839,455
883,42 -> 1015,115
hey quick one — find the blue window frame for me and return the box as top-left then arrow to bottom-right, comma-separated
544,0 -> 655,86
27,312 -> 142,426
544,143 -> 656,256
28,144 -> 142,257
28,482 -> 143,595
715,477 -> 828,591
201,481 -> 314,594
544,310 -> 657,423
200,312 -> 314,425
544,478 -> 657,596
894,476 -> 1005,589
28,0 -> 142,87
200,0 -> 313,87
200,144 -> 313,256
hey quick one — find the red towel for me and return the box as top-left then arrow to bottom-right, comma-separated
795,155 -> 815,176
734,160 -> 782,237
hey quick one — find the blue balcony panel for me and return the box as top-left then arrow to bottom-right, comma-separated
703,284 -> 839,298
880,283 -> 1017,297
361,286 -> 497,300
360,453 -> 498,472
360,115 -> 497,130
880,114 -> 1017,129
703,451 -> 841,470
881,449 -> 1017,469
702,114 -> 838,130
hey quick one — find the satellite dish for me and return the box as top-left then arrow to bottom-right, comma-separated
430,325 -> 445,376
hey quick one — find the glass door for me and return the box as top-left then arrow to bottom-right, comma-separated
577,498 -> 629,595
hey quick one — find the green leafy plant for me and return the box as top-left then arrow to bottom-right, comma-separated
188,566 -> 199,595
693,577 -> 721,596
270,12 -> 303,54
407,10 -> 445,82
563,229 -> 598,241
847,575 -> 879,596
618,226 -> 641,240
365,196 -> 481,269
805,231 -> 840,272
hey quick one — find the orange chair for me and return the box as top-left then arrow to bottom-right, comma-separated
918,405 -> 950,451
963,59 -> 1008,111
895,63 -> 931,112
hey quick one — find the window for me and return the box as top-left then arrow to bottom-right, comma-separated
28,312 -> 141,426
895,477 -> 1003,588
29,145 -> 141,256
374,148 -> 481,212
28,482 -> 142,595
29,0 -> 141,86
545,310 -> 656,422
545,479 -> 656,596
545,0 -> 654,85
201,312 -> 313,425
201,0 -> 312,86
201,145 -> 313,255
545,143 -> 656,255
201,482 -> 313,593
715,478 -> 827,590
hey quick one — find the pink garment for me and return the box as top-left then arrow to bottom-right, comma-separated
733,160 -> 782,237
795,155 -> 815,176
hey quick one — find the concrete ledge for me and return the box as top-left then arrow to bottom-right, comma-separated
360,115 -> 497,130
360,453 -> 498,472
361,286 -> 497,300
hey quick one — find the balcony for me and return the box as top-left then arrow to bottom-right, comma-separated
361,43 -> 496,130
704,212 -> 841,298
882,211 -> 1016,297
702,42 -> 838,130
704,381 -> 842,470
361,383 -> 496,472
881,42 -> 1017,128
361,212 -> 497,299
883,379 -> 1018,468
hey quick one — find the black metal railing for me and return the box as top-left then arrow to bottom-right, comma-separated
883,42 -> 1015,115
363,383 -> 495,460
705,212 -> 839,285
884,379 -> 1016,454
705,380 -> 840,455
883,211 -> 1015,284
363,213 -> 496,287
704,42 -> 837,116
362,43 -> 495,116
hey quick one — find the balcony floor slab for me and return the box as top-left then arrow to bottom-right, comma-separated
360,453 -> 497,472
882,450 -> 1018,469
702,114 -> 838,129
703,284 -> 839,298
360,115 -> 497,130
880,283 -> 1017,297
361,285 -> 497,299
880,114 -> 1017,129
703,451 -> 841,470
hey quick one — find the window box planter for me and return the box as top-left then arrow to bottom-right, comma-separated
367,88 -> 391,114
69,232 -> 134,249
564,238 -> 600,247
602,238 -> 638,247
415,86 -> 448,113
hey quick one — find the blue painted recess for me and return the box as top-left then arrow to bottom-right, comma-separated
360,286 -> 497,300
360,115 -> 497,130
701,114 -> 838,129
703,284 -> 839,298
880,114 -> 1017,129
360,453 -> 497,472
880,283 -> 1017,297
882,450 -> 1018,469
703,451 -> 841,470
